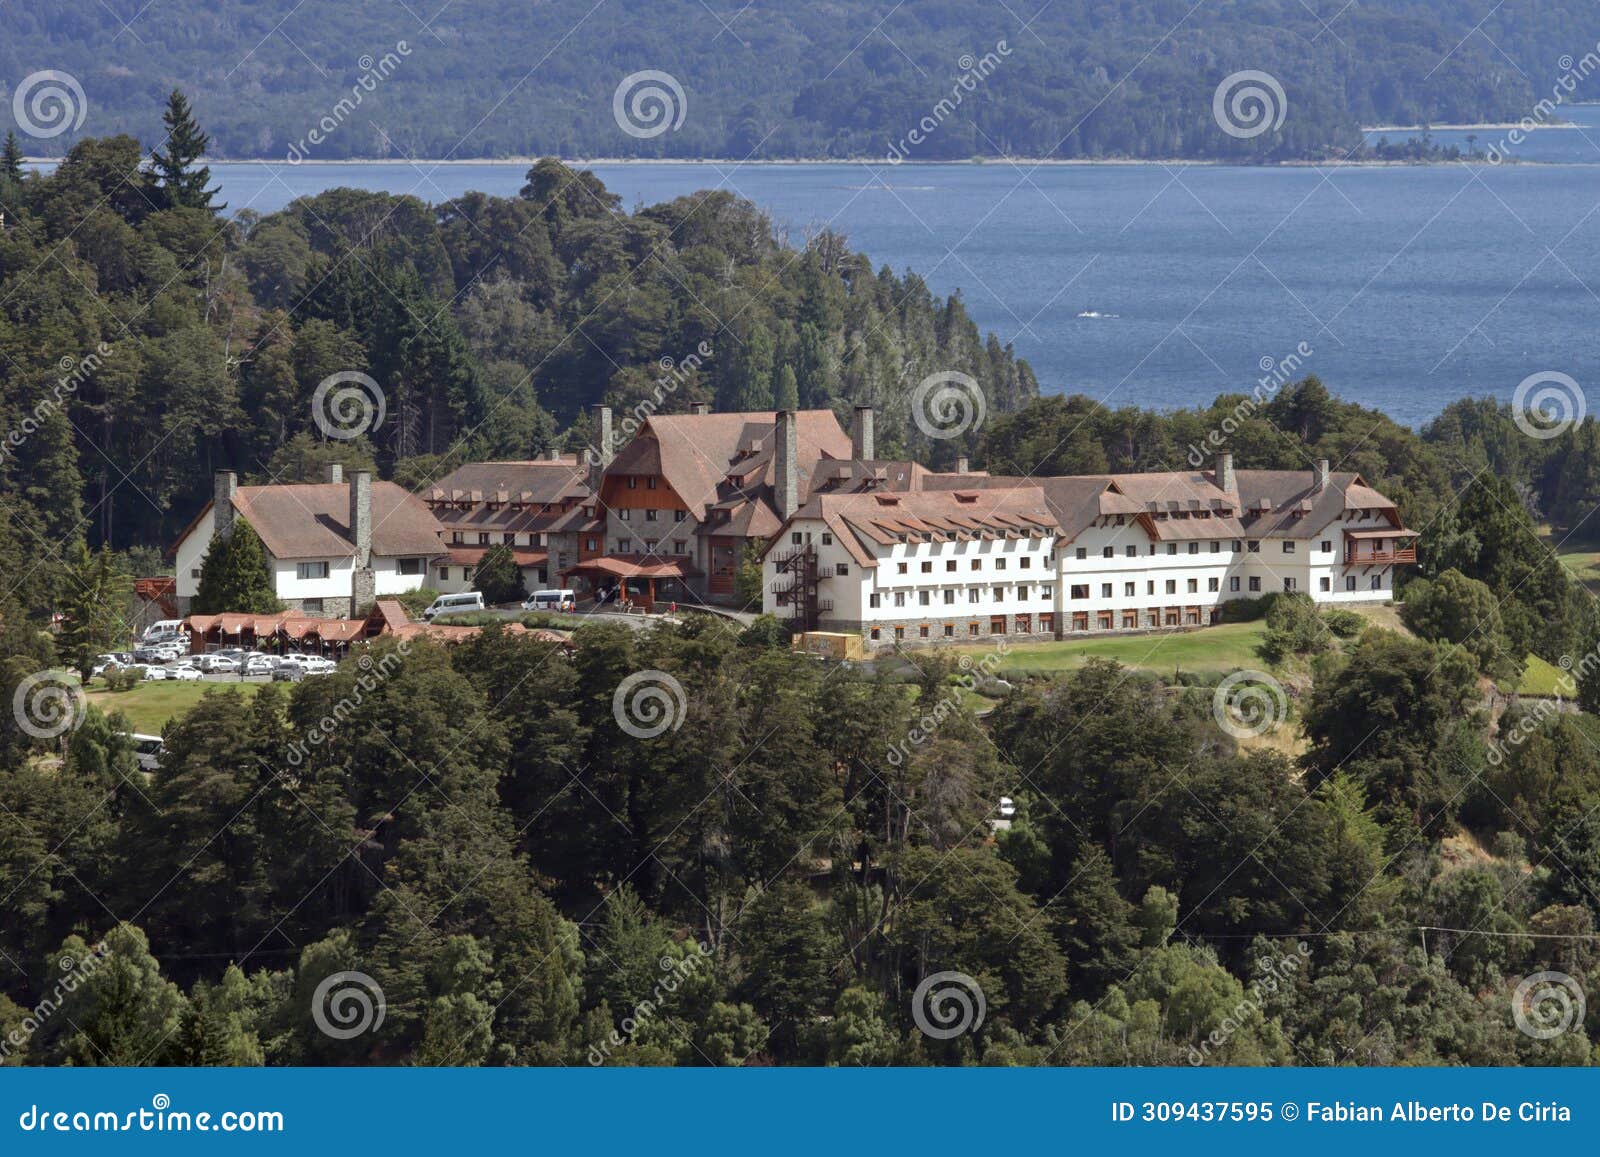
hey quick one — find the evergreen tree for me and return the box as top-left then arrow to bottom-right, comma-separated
772,363 -> 799,410
148,90 -> 223,212
56,543 -> 135,678
473,543 -> 526,604
0,131 -> 23,183
192,521 -> 282,614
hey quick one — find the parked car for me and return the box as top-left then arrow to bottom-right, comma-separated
998,796 -> 1016,819
167,665 -> 202,681
200,655 -> 238,674
127,733 -> 165,772
523,589 -> 578,612
424,591 -> 485,620
296,655 -> 337,676
271,664 -> 304,683
141,665 -> 168,681
241,654 -> 274,677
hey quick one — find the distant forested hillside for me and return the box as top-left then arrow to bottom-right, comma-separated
1,0 -> 1585,161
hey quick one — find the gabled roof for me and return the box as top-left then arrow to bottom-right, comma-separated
776,486 -> 1057,568
1233,470 -> 1397,538
428,460 -> 592,521
611,410 -> 851,517
180,482 -> 446,560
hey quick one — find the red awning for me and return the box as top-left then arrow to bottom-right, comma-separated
562,555 -> 701,580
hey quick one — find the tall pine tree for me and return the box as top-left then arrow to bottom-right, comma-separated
0,131 -> 23,183
148,90 -> 223,212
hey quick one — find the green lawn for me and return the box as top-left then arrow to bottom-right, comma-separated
1516,655 -> 1577,698
957,620 -> 1270,676
1547,530 -> 1600,595
85,680 -> 265,734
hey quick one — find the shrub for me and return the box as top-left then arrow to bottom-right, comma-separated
1216,593 -> 1281,623
1260,593 -> 1329,663
1322,608 -> 1365,639
103,668 -> 144,692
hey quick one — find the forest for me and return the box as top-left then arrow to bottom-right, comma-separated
2,0 -> 1585,162
8,101 -> 1600,1066
0,114 -> 1036,621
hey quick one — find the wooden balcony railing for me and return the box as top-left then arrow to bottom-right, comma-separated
1345,547 -> 1417,565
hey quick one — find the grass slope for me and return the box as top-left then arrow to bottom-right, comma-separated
85,681 -> 264,734
957,620 -> 1270,676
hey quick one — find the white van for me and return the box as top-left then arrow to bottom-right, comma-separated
523,589 -> 577,612
128,733 -> 164,772
423,591 -> 485,620
142,619 -> 188,645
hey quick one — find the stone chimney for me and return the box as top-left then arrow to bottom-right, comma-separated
776,409 -> 799,519
1217,452 -> 1236,494
323,462 -> 344,484
349,471 -> 375,611
588,404 -> 614,494
544,446 -> 563,462
1315,458 -> 1330,490
213,471 -> 238,540
955,456 -> 970,474
691,402 -> 711,416
853,404 -> 875,461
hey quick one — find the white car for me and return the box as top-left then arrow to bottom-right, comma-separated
167,665 -> 202,681
242,654 -> 274,677
202,655 -> 239,674
141,665 -> 168,681
296,656 -> 337,675
998,796 -> 1017,819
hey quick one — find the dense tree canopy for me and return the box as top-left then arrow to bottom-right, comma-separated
2,0 -> 1571,161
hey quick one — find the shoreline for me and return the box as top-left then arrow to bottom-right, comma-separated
21,154 -> 1573,168
1361,121 -> 1582,131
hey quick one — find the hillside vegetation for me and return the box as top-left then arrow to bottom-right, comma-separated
1,0 -> 1581,161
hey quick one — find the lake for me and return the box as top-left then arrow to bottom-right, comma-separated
37,112 -> 1600,427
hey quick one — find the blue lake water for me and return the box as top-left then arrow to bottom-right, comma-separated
33,113 -> 1600,427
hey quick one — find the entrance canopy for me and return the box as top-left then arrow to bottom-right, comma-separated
562,555 -> 701,582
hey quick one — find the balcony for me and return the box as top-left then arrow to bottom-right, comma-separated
1345,547 -> 1416,565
